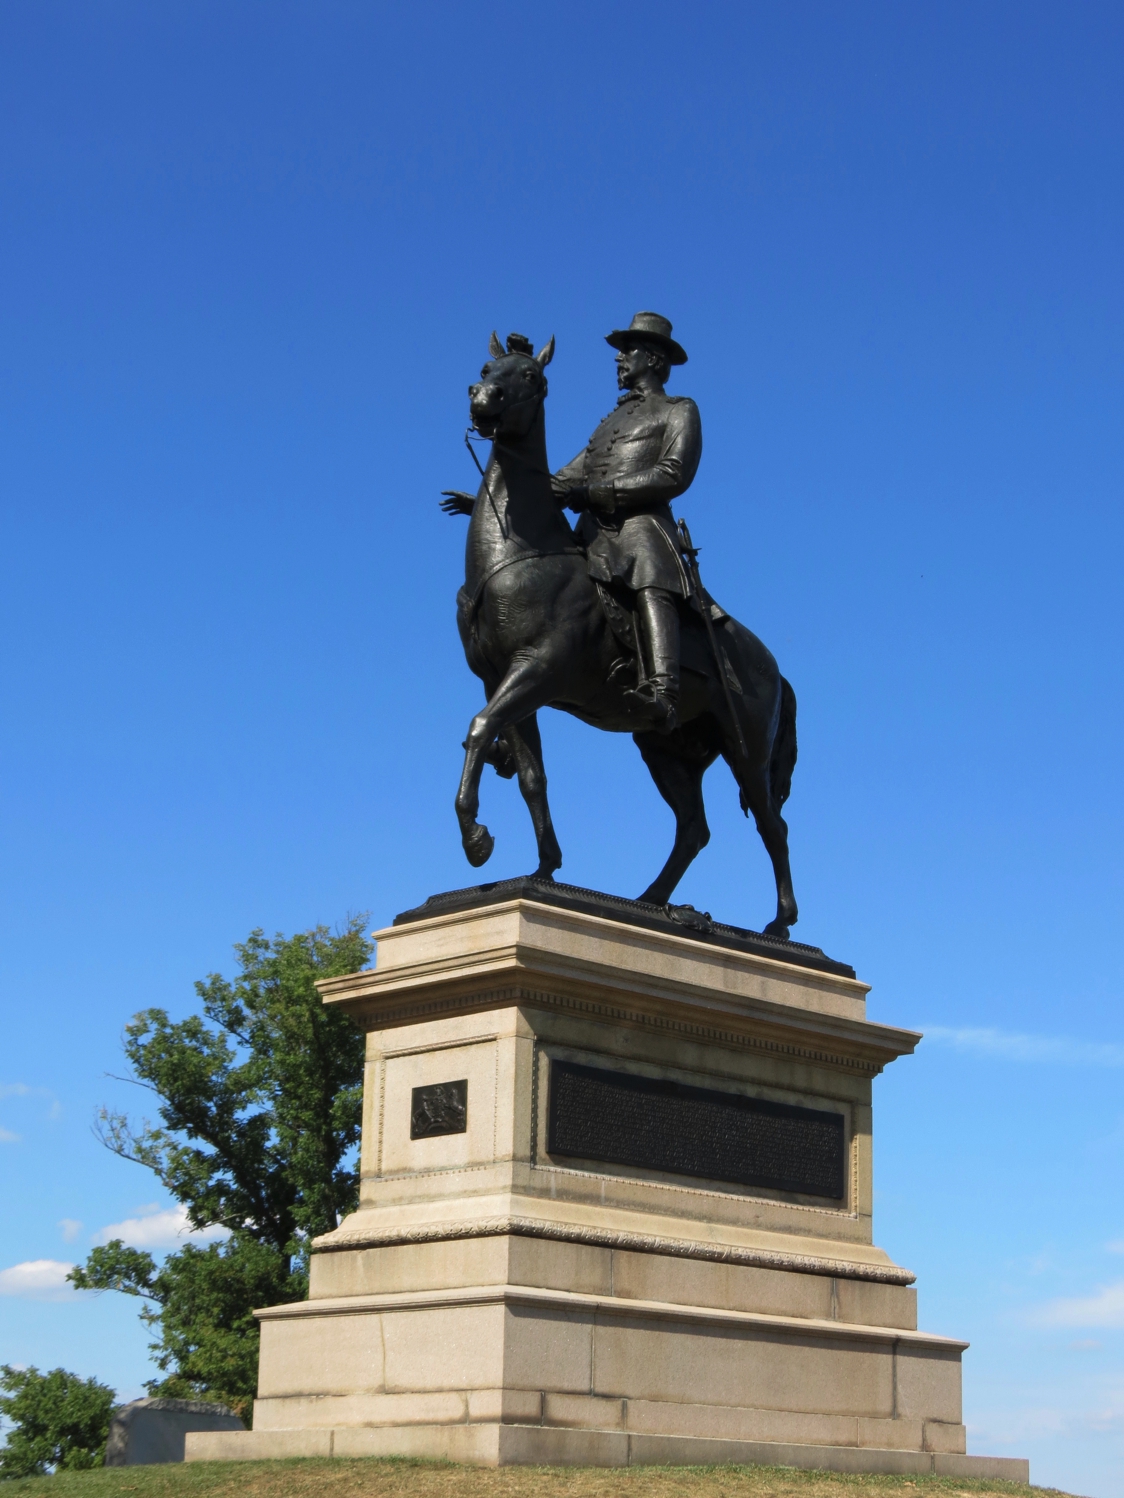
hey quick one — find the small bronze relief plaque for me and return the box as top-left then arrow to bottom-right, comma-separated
410,1079 -> 468,1140
547,1059 -> 845,1200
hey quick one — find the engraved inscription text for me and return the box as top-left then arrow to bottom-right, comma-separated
547,1060 -> 844,1199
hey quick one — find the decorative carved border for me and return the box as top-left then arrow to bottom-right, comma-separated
311,1214 -> 916,1286
355,983 -> 885,1077
532,1158 -> 855,1220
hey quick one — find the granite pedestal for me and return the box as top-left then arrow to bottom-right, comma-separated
187,882 -> 1027,1480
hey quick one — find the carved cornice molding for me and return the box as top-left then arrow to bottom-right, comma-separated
343,981 -> 887,1076
311,1213 -> 916,1286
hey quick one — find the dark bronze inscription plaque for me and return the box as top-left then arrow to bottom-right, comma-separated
547,1060 -> 844,1199
410,1079 -> 468,1139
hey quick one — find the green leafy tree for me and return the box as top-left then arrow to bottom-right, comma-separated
69,919 -> 370,1414
0,1365 -> 116,1477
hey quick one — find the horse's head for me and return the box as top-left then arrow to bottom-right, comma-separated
469,330 -> 555,440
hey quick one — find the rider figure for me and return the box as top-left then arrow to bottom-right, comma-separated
551,312 -> 702,732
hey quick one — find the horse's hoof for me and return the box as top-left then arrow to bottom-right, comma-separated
463,826 -> 495,868
763,919 -> 790,940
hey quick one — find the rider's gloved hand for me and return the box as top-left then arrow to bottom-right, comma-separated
560,485 -> 590,513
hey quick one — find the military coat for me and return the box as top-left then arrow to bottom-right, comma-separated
552,387 -> 702,596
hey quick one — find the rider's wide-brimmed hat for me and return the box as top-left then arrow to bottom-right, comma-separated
605,311 -> 687,365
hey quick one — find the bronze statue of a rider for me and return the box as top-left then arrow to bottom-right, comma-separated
551,312 -> 702,732
438,317 -> 799,935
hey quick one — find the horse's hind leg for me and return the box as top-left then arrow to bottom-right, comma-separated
503,713 -> 562,879
634,735 -> 716,904
736,762 -> 798,937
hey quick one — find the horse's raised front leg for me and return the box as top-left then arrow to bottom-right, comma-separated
455,655 -> 558,869
504,713 -> 562,879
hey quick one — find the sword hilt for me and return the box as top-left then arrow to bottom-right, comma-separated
676,517 -> 698,558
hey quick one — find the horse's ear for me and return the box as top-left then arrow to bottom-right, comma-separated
488,330 -> 505,359
536,335 -> 555,369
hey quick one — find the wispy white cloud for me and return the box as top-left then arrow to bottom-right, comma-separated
0,1081 -> 31,1141
93,1204 -> 227,1250
58,1219 -> 83,1243
1,1082 -> 61,1129
1108,1239 -> 1124,1255
924,1026 -> 1124,1067
1030,1281 -> 1124,1329
0,1260 -> 82,1301
970,1399 -> 1124,1443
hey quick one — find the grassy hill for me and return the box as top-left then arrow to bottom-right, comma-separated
0,1458 -> 1078,1498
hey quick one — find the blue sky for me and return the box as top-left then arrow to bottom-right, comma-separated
1,2 -> 1122,1492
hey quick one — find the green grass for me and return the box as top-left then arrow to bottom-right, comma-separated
0,1458 -> 1080,1498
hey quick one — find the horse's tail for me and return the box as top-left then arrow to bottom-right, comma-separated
769,677 -> 798,811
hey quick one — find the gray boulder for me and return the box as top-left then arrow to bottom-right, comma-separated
104,1397 -> 245,1465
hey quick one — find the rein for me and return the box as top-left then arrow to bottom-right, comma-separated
469,545 -> 584,609
464,427 -> 508,539
463,394 -> 558,541
463,413 -> 581,611
465,425 -> 554,482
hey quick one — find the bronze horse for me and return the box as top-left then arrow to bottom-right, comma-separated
444,333 -> 799,938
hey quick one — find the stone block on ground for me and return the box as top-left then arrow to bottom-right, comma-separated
105,1397 -> 245,1466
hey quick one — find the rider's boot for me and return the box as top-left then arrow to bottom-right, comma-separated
624,587 -> 680,733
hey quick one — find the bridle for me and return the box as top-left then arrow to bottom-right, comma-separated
463,377 -> 553,536
461,378 -> 581,607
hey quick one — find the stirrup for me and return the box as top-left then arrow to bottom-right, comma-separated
623,681 -> 680,733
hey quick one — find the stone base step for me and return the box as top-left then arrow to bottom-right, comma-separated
186,1422 -> 1029,1482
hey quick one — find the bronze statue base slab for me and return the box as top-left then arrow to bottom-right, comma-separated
393,877 -> 854,978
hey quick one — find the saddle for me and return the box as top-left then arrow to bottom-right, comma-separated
595,578 -> 749,706
595,580 -> 729,659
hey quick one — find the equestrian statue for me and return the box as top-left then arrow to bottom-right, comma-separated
439,313 -> 799,937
